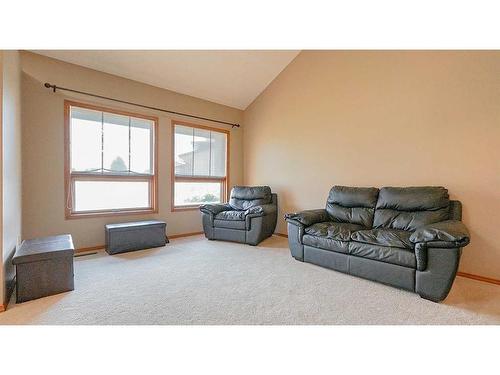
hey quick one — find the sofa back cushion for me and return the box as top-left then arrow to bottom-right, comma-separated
325,186 -> 379,228
229,186 -> 272,210
374,186 -> 450,231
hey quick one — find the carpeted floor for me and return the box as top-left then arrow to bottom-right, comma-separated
1,235 -> 499,325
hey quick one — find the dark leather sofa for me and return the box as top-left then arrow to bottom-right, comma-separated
285,186 -> 470,302
200,186 -> 278,245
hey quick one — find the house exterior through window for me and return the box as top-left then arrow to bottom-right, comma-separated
172,121 -> 229,210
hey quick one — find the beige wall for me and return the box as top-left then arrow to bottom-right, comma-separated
21,52 -> 243,249
243,51 -> 500,279
0,51 -> 3,306
1,50 -> 23,305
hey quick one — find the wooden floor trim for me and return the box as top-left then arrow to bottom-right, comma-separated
0,304 -> 5,313
75,245 -> 105,254
169,231 -> 204,239
274,233 -> 288,238
457,272 -> 500,286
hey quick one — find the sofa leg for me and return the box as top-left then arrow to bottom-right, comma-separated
418,293 -> 441,303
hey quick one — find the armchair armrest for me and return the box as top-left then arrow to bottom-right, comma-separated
284,209 -> 330,227
245,204 -> 277,218
410,220 -> 470,247
199,203 -> 233,215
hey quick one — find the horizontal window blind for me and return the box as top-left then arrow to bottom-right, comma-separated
70,106 -> 154,175
174,124 -> 227,178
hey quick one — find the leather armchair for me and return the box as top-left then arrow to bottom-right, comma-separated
200,186 -> 278,245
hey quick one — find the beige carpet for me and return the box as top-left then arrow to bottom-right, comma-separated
1,235 -> 499,325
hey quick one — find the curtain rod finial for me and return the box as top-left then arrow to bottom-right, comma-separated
44,82 -> 56,92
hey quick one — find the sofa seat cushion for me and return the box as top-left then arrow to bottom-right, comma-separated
302,235 -> 349,253
349,241 -> 416,268
350,229 -> 413,250
304,221 -> 365,242
214,210 -> 246,230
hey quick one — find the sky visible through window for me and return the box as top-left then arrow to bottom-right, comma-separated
74,180 -> 150,211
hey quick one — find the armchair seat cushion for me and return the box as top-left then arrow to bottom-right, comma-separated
349,241 -> 416,268
350,229 -> 414,250
214,210 -> 246,230
304,221 -> 365,242
215,210 -> 246,221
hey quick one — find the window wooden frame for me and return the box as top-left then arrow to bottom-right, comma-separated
171,120 -> 230,212
64,100 -> 159,219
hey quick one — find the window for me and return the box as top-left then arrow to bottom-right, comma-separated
172,121 -> 229,210
65,101 -> 158,218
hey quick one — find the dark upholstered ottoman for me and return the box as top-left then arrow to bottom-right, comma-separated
13,234 -> 75,303
105,220 -> 168,255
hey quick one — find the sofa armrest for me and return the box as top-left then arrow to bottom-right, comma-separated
199,203 -> 233,215
410,220 -> 470,247
284,209 -> 329,227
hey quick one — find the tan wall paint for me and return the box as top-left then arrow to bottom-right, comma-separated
1,50 -> 23,306
0,50 -> 3,306
21,52 -> 243,249
243,51 -> 500,279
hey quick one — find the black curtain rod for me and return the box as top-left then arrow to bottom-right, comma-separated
43,82 -> 240,128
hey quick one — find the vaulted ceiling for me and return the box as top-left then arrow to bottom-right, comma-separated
31,50 -> 300,109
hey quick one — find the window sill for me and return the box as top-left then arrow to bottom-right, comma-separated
171,204 -> 228,212
65,208 -> 157,220
171,205 -> 201,212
